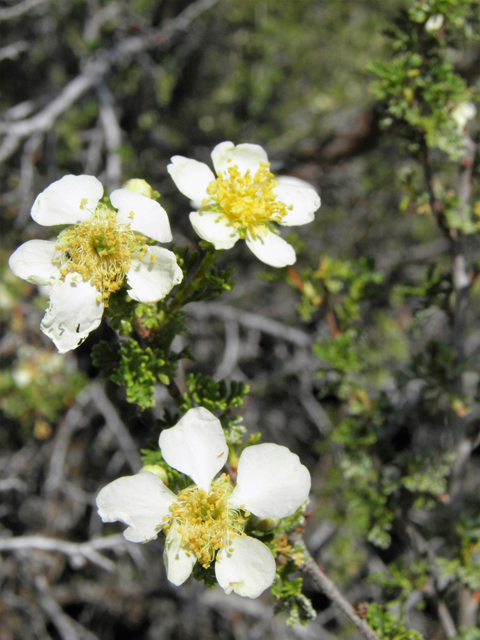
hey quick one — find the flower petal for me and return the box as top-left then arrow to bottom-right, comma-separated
110,189 -> 173,243
245,232 -> 296,267
31,175 -> 103,226
40,274 -> 104,353
215,534 -> 276,598
9,239 -> 60,285
167,156 -> 215,203
230,443 -> 311,519
211,142 -> 269,177
274,176 -> 320,226
163,525 -> 196,585
97,471 -> 176,543
126,247 -> 183,303
189,211 -> 239,250
159,407 -> 228,491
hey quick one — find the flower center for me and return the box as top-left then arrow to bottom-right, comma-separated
202,162 -> 291,239
54,203 -> 149,305
163,475 -> 246,568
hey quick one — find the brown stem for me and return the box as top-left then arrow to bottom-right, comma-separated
420,138 -> 450,241
291,533 -> 381,640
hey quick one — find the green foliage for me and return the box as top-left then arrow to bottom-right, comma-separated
0,346 -> 87,434
314,329 -> 363,374
272,571 -> 316,627
437,510 -> 480,591
140,448 -> 188,490
371,559 -> 431,609
92,338 -> 190,409
456,627 -> 480,640
366,603 -> 425,640
393,265 -> 452,315
177,373 -> 249,444
191,562 -> 218,589
399,450 -> 454,508
171,243 -> 236,308
369,0 -> 477,160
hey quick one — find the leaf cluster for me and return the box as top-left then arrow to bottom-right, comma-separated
366,602 -> 425,640
92,338 -> 190,409
369,0 -> 477,159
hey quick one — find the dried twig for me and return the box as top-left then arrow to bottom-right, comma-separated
0,534 -> 126,572
89,383 -> 142,473
291,533 -> 381,640
0,0 -> 222,162
0,0 -> 47,21
97,82 -> 122,192
36,575 -> 101,640
188,301 -> 311,348
0,40 -> 29,61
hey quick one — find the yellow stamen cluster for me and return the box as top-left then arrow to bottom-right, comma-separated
203,162 -> 292,239
162,474 -> 246,568
54,204 -> 148,305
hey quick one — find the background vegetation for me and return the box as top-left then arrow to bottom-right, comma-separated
2,1 -> 480,639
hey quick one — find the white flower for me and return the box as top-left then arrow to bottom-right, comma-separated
97,407 -> 311,598
167,141 -> 320,268
9,175 -> 183,353
425,14 -> 444,32
451,101 -> 476,132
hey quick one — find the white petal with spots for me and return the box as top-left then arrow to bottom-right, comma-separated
245,232 -> 296,267
163,525 -> 197,585
110,188 -> 173,243
211,141 -> 269,177
31,175 -> 103,226
8,239 -> 60,285
215,534 -> 276,598
40,274 -> 104,353
127,246 -> 183,303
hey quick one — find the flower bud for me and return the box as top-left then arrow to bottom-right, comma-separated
425,14 -> 444,32
452,102 -> 476,132
142,464 -> 169,484
122,179 -> 155,199
247,515 -> 280,533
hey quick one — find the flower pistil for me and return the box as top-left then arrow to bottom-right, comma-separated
54,203 -> 148,305
163,474 -> 248,568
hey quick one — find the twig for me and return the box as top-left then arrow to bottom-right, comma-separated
291,533 -> 381,640
188,301 -> 311,348
36,575 -> 101,640
0,534 -> 126,572
83,2 -> 121,42
0,40 -> 29,61
90,383 -> 142,473
406,525 -> 458,637
0,0 -> 222,162
0,0 -> 47,21
17,132 -> 43,226
437,601 -> 458,639
215,319 -> 241,379
44,383 -> 97,496
97,82 -> 122,192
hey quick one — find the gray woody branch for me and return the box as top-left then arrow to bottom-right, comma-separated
291,533 -> 381,640
0,0 -> 221,162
